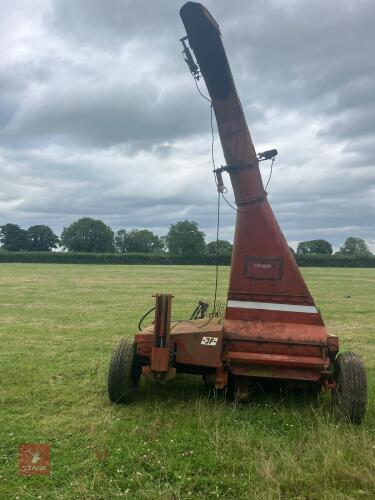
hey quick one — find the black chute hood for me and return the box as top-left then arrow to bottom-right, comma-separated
180,2 -> 232,100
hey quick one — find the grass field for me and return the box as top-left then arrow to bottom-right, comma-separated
0,264 -> 374,499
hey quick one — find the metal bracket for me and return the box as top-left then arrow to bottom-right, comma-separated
149,294 -> 173,375
236,192 -> 267,207
214,160 -> 257,176
142,365 -> 176,382
180,36 -> 200,80
213,149 -> 277,194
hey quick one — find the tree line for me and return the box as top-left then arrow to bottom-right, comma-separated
296,238 -> 372,257
0,218 -> 233,256
0,219 -> 372,257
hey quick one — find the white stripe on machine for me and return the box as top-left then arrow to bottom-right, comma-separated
227,300 -> 317,314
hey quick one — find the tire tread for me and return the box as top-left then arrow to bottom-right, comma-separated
108,338 -> 139,403
333,351 -> 367,424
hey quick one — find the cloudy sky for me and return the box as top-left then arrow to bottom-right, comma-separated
1,0 -> 374,250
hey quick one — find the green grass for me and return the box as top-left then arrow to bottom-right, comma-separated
0,264 -> 374,499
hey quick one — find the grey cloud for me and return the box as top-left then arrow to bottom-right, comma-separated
320,106 -> 375,141
2,77 -> 210,149
0,0 -> 374,251
49,0 -> 179,49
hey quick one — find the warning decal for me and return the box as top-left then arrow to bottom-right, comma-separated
201,336 -> 218,346
244,256 -> 284,280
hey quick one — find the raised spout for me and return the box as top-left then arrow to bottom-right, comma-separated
180,1 -> 264,207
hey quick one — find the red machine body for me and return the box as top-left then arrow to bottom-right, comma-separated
109,2 -> 367,423
132,1 -> 340,394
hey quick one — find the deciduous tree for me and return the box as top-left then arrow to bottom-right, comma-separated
166,220 -> 206,257
27,225 -> 60,251
339,237 -> 372,256
0,223 -> 28,251
61,218 -> 114,253
207,239 -> 233,255
115,229 -> 163,253
297,239 -> 333,255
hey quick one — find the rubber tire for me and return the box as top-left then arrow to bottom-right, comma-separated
332,351 -> 367,424
108,338 -> 141,404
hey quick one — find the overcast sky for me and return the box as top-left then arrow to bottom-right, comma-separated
1,0 -> 374,250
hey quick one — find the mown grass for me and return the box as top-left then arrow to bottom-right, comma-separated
0,264 -> 374,499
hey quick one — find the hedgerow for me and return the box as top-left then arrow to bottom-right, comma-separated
0,251 -> 374,267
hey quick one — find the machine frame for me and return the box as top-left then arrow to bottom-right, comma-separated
108,2 -> 367,424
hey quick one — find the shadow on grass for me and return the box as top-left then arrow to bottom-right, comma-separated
123,374 -> 330,415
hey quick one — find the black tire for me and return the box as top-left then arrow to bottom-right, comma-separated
332,351 -> 367,424
108,338 -> 141,404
